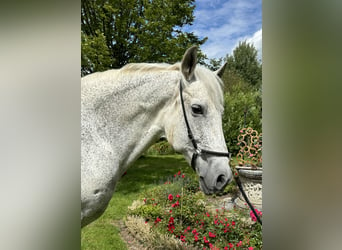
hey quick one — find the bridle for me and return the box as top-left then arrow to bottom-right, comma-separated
179,80 -> 231,171
179,79 -> 262,225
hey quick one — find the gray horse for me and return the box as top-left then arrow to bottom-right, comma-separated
81,46 -> 232,227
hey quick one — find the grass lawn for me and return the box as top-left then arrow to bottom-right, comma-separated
81,154 -> 197,250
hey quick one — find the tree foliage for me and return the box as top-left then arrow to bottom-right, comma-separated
81,0 -> 207,75
224,41 -> 262,88
222,84 -> 262,154
204,57 -> 223,71
218,41 -> 262,154
81,30 -> 112,75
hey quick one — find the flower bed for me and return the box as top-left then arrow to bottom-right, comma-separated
126,171 -> 262,249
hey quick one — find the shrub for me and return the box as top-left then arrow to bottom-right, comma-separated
146,140 -> 177,155
223,83 -> 262,155
129,203 -> 164,221
127,171 -> 262,249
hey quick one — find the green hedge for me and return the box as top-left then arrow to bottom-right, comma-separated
146,140 -> 177,155
223,83 -> 262,155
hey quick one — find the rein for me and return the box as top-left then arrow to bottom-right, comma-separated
179,80 -> 262,225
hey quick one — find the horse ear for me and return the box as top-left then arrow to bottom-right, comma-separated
181,46 -> 198,81
215,62 -> 227,78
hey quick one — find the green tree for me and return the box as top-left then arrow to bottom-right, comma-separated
81,30 -> 112,76
81,0 -> 207,75
218,41 -> 262,154
204,57 -> 223,71
225,41 -> 262,88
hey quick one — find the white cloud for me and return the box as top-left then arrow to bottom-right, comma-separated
229,28 -> 262,60
185,0 -> 262,61
246,29 -> 262,60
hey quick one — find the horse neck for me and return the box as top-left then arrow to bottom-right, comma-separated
95,70 -> 180,167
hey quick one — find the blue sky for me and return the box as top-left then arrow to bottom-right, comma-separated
184,0 -> 262,61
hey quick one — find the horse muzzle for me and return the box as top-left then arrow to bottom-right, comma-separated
198,157 -> 232,194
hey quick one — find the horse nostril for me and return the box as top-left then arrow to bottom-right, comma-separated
216,174 -> 226,188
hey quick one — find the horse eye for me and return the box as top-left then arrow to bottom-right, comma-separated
191,104 -> 203,115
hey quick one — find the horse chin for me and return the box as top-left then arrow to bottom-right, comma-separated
199,177 -> 215,195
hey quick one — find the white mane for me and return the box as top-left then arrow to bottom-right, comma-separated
120,62 -> 224,109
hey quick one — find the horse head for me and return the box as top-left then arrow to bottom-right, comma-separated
164,46 -> 232,195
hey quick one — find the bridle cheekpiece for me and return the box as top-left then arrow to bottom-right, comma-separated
179,79 -> 231,171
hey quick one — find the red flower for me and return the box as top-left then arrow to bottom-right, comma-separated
194,235 -> 199,241
154,217 -> 161,224
248,247 -> 254,250
206,212 -> 210,217
236,241 -> 242,247
250,209 -> 262,222
232,221 -> 235,226
182,174 -> 185,178
168,194 -> 173,201
180,235 -> 186,242
176,194 -> 181,198
224,247 -> 228,250
168,221 -> 175,233
203,236 -> 209,243
192,229 -> 197,234
208,232 -> 216,238
168,217 -> 174,224
171,200 -> 180,207
178,171 -> 181,175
